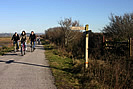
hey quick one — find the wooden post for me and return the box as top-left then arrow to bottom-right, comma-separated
130,38 -> 132,57
85,24 -> 89,68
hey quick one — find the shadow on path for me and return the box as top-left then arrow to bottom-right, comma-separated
0,60 -> 50,68
2,53 -> 18,56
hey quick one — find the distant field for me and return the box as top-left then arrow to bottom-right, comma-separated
0,37 -> 30,47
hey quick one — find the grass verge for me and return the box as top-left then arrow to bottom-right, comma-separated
0,46 -> 13,55
43,42 -> 84,89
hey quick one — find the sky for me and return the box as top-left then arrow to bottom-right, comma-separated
0,0 -> 133,33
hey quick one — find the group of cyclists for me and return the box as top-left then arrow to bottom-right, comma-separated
11,30 -> 37,55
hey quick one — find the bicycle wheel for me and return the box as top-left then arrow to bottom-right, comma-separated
30,45 -> 32,52
21,46 -> 24,56
21,43 -> 25,56
14,43 -> 16,53
24,44 -> 26,55
31,42 -> 33,52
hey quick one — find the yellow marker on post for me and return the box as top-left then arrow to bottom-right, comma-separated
85,24 -> 89,68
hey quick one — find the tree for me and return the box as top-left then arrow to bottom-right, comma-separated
58,18 -> 81,47
102,13 -> 133,40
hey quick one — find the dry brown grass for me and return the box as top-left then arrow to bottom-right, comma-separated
0,37 -> 12,47
0,37 -> 30,47
0,37 -> 11,42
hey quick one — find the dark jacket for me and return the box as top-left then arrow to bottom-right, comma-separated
29,34 -> 36,41
11,34 -> 20,42
20,34 -> 27,43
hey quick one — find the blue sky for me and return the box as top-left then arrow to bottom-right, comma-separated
0,0 -> 133,33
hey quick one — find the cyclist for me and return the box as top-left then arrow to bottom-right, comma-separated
20,31 -> 27,54
11,32 -> 20,51
37,37 -> 41,45
29,31 -> 36,50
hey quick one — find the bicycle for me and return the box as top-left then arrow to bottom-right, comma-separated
30,41 -> 34,52
21,42 -> 26,56
13,41 -> 18,53
37,38 -> 40,45
14,43 -> 16,53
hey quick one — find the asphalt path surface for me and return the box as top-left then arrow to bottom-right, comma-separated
0,45 -> 57,89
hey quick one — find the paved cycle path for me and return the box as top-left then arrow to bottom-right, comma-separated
0,45 -> 56,89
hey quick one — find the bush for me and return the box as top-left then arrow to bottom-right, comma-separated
102,13 -> 133,40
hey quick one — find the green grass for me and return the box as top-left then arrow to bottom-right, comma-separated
44,43 -> 82,89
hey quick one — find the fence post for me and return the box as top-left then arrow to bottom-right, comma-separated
85,24 -> 89,68
103,36 -> 105,43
